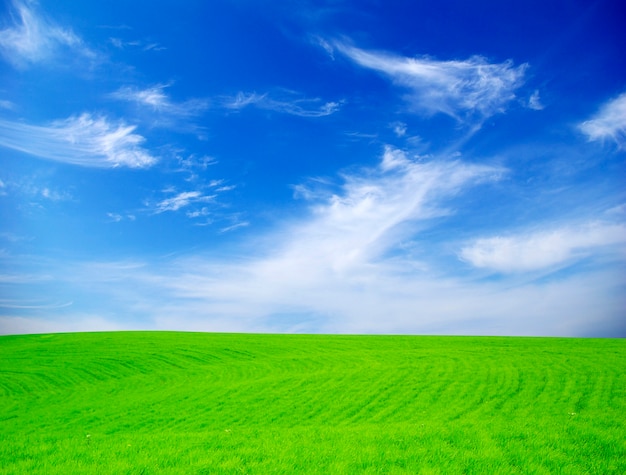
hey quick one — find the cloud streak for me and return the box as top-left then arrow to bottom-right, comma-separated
223,91 -> 342,117
0,113 -> 157,168
109,37 -> 166,52
153,190 -> 216,213
111,84 -> 209,118
332,41 -> 527,122
0,0 -> 95,68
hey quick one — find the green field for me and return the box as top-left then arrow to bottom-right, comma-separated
0,332 -> 624,474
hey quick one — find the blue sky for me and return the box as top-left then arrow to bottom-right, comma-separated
1,0 -> 624,336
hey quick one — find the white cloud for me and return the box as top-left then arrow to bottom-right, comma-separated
0,176 -> 71,202
109,37 -> 133,49
459,222 -> 626,273
315,37 -> 335,60
153,190 -> 216,213
114,85 -> 170,109
0,299 -> 72,310
144,147 -> 505,316
40,187 -> 69,201
224,92 -> 266,109
606,203 -> 626,217
223,91 -> 342,117
579,92 -> 626,149
3,147 -> 624,337
527,90 -> 544,110
109,37 -> 165,52
0,113 -> 157,168
106,212 -> 135,222
220,221 -> 249,233
0,0 -> 95,68
391,121 -> 407,137
143,42 -> 165,52
4,263 -> 623,336
333,41 -> 526,122
124,150 -> 621,336
111,84 -> 209,118
186,208 -> 211,219
288,147 -> 500,269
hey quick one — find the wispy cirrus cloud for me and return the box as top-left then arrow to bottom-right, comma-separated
152,190 -> 216,213
0,299 -> 73,310
107,212 -> 136,223
109,37 -> 166,52
459,221 -> 626,273
0,0 -> 96,68
579,92 -> 626,149
129,163 -> 238,224
0,113 -> 157,168
331,41 -> 527,122
139,148 -> 506,321
220,221 -> 249,233
223,91 -> 342,117
111,84 -> 209,118
0,99 -> 15,110
0,175 -> 71,202
236,146 -> 502,271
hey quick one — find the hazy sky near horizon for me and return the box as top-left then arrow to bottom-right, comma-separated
1,0 -> 625,336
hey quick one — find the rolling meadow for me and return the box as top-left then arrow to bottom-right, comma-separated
0,332 -> 624,474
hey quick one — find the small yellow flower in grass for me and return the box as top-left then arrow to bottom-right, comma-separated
86,434 -> 91,445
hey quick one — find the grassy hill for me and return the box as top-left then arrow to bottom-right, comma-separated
0,332 -> 624,474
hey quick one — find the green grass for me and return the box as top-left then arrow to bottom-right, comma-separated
0,332 -> 624,474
